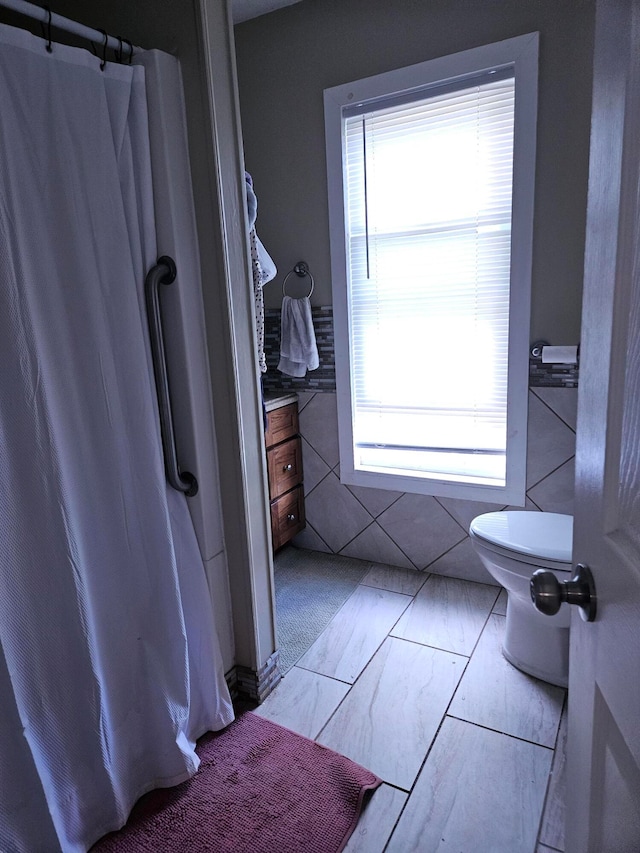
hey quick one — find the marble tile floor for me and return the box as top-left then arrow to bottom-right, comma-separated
255,558 -> 567,853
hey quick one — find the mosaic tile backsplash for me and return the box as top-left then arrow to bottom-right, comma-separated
529,357 -> 579,387
262,304 -> 579,390
262,306 -> 335,392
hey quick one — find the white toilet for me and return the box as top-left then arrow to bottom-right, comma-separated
469,511 -> 573,688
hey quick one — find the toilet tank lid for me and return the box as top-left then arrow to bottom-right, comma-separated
469,512 -> 573,563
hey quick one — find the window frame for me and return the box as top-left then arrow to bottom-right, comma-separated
324,33 -> 539,505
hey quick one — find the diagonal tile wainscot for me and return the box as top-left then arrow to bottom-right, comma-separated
435,494 -> 506,532
300,436 -> 331,496
317,636 -> 465,789
376,493 -> 466,569
291,522 -> 332,553
527,456 -> 576,515
304,472 -> 373,553
297,390 -> 340,468
296,585 -> 412,683
391,574 -> 499,656
532,386 -> 578,431
377,494 -> 466,569
423,536 -> 497,585
340,521 -> 415,570
526,392 -> 576,489
346,482 -> 403,518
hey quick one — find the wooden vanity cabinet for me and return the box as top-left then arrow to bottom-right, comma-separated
265,401 -> 305,550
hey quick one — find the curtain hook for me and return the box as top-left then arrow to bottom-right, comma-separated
41,6 -> 53,53
116,35 -> 123,64
98,29 -> 108,71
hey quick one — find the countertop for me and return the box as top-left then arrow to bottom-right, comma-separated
263,389 -> 298,413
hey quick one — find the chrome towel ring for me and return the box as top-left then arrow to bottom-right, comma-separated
282,261 -> 314,298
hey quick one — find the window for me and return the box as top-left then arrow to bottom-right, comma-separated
324,34 -> 538,504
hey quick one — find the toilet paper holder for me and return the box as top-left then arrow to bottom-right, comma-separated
530,340 -> 549,359
530,340 -> 580,364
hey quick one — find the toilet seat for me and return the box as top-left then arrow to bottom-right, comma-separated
469,511 -> 573,571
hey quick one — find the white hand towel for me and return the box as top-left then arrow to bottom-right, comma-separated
278,295 -> 319,377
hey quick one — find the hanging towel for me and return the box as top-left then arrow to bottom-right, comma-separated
249,228 -> 274,373
278,295 -> 319,377
245,172 -> 276,373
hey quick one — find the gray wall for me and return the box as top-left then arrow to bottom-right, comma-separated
235,0 -> 595,345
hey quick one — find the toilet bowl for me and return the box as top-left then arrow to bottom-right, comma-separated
469,511 -> 573,688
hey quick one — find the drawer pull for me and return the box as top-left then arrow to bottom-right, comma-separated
286,513 -> 297,522
283,463 -> 293,472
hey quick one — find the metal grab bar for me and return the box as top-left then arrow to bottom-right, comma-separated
144,256 -> 198,497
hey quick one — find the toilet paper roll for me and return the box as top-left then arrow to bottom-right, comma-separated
541,345 -> 578,364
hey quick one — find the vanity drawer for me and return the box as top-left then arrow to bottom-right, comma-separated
265,403 -> 299,447
264,396 -> 305,551
270,485 -> 305,552
267,437 -> 303,499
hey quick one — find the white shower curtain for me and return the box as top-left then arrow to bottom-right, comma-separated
0,22 -> 234,853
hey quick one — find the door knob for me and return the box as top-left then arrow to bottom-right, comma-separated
530,563 -> 597,622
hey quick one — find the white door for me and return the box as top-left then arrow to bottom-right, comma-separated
565,0 -> 640,850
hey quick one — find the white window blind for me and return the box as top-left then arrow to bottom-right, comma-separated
343,73 -> 516,487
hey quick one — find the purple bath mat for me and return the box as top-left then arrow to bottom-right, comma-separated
91,711 -> 381,853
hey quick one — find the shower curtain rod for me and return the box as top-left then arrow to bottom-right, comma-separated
0,0 -> 142,55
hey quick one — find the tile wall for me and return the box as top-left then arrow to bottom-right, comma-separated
263,304 -> 578,581
291,387 -> 578,583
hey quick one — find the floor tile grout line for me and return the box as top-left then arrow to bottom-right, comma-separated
443,604 -> 565,752
409,587 -> 501,698
381,587 -> 480,851
273,548 -> 566,852
381,700 -> 465,852
358,566 -> 430,597
312,591 -> 417,743
279,556 -> 421,690
385,633 -> 471,660
462,587 -> 502,660
286,665 -> 353,687
277,577 -> 369,674
379,582 -> 551,849
444,713 -> 557,751
358,577 -> 429,595
535,690 -> 569,850
310,567 -> 459,754
380,702 -> 559,851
